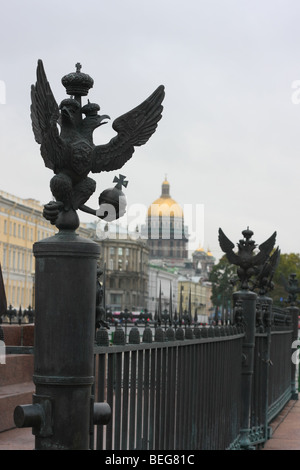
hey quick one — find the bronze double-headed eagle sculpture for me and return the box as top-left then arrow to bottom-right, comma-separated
31,60 -> 165,229
218,227 -> 278,290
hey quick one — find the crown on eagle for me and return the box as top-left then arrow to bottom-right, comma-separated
61,62 -> 94,97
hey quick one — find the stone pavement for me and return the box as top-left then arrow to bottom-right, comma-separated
0,400 -> 299,450
262,399 -> 300,450
0,427 -> 34,450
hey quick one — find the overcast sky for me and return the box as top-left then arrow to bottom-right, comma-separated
1,0 -> 300,261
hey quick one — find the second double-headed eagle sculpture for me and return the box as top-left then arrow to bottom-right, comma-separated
218,227 -> 278,290
31,60 -> 165,229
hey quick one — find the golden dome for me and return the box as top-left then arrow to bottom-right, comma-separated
147,178 -> 184,218
195,245 -> 205,252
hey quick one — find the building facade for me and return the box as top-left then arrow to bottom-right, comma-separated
147,263 -> 178,315
96,224 -> 149,312
177,276 -> 213,323
0,191 -> 56,308
192,246 -> 215,279
0,190 -> 92,309
0,184 -> 215,320
141,178 -> 215,319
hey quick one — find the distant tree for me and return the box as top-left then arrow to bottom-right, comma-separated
269,253 -> 300,306
209,256 -> 236,315
209,252 -> 300,310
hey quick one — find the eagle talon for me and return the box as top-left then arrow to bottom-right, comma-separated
43,201 -> 64,225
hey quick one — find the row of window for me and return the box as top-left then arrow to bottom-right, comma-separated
146,219 -> 184,228
109,292 -> 140,308
151,250 -> 185,258
108,257 -> 148,272
2,246 -> 33,272
0,218 -> 53,242
150,239 -> 186,247
106,246 -> 148,272
109,247 -> 130,256
108,277 -> 146,290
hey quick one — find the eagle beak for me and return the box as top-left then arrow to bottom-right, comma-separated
61,106 -> 71,119
98,114 -> 110,126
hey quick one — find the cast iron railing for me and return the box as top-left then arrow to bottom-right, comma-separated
91,297 -> 298,450
5,299 -> 298,449
93,324 -> 244,450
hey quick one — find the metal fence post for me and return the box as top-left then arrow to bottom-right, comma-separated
233,289 -> 257,449
283,273 -> 300,400
14,231 -> 100,449
287,304 -> 299,400
257,294 -> 273,441
219,227 -> 277,449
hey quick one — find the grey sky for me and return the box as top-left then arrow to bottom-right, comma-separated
1,0 -> 300,260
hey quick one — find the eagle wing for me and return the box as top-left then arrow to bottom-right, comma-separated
31,59 -> 65,170
255,246 -> 280,283
252,231 -> 277,266
91,85 -> 165,173
268,246 -> 281,274
218,228 -> 240,265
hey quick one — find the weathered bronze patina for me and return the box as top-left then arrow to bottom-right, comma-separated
14,61 -> 165,450
31,60 -> 165,229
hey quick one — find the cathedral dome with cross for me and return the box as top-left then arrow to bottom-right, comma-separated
143,177 -> 188,262
147,177 -> 184,219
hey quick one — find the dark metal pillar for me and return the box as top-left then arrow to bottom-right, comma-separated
283,273 -> 300,401
258,295 -> 273,441
287,304 -> 299,400
14,231 -> 101,450
234,289 -> 257,450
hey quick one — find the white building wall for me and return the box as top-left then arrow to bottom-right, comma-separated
147,265 -> 178,315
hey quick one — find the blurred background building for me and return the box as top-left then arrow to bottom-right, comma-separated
0,179 -> 215,322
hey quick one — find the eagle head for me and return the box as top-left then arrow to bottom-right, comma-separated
59,98 -> 81,126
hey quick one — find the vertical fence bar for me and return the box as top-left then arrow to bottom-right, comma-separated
207,340 -> 214,450
211,340 -> 218,449
96,353 -> 106,450
121,351 -> 130,450
181,344 -> 188,449
129,349 -> 137,450
190,343 -> 197,449
143,348 -> 150,449
148,347 -> 156,450
165,345 -> 172,449
169,344 -> 177,449
175,343 -> 183,449
136,349 -> 144,449
188,343 -> 194,449
217,339 -> 224,449
196,340 -> 204,449
106,353 -> 114,450
155,347 -> 162,449
160,346 -> 167,449
200,337 -> 207,450
114,352 -> 122,450
261,296 -> 272,442
223,336 -> 231,449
